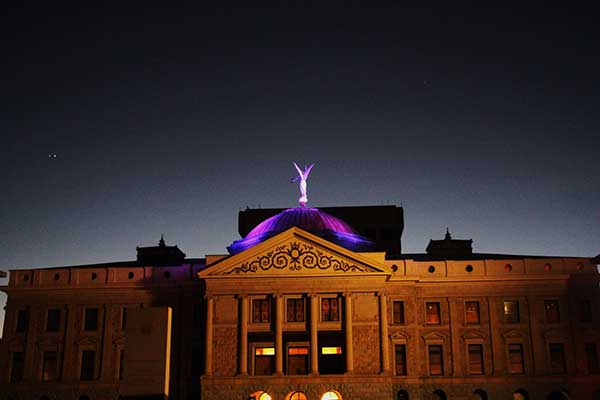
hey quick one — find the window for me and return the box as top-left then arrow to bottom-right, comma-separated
503,300 -> 520,323
581,299 -> 592,323
321,298 -> 340,322
393,301 -> 405,325
394,344 -> 407,375
16,309 -> 29,332
545,300 -> 560,323
321,392 -> 341,400
287,346 -> 309,375
468,344 -> 484,375
250,392 -> 272,400
508,344 -> 524,374
289,392 -> 307,400
465,301 -> 480,324
286,298 -> 305,322
84,308 -> 98,331
252,299 -> 270,323
119,349 -> 125,380
426,302 -> 441,325
549,343 -> 566,374
121,307 -> 127,331
42,351 -> 58,382
585,343 -> 599,374
428,345 -> 443,375
80,350 -> 96,380
46,309 -> 61,332
10,352 -> 25,383
254,346 -> 275,375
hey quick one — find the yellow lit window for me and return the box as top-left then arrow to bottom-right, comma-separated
255,347 -> 275,356
321,347 -> 342,355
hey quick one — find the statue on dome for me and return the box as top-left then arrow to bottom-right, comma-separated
291,162 -> 315,207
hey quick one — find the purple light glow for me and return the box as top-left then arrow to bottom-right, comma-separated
227,208 -> 374,254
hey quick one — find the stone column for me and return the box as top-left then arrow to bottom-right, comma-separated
205,296 -> 214,376
309,293 -> 319,374
275,294 -> 284,375
239,296 -> 249,375
379,292 -> 390,374
344,292 -> 354,373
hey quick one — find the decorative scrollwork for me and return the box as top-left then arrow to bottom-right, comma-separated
225,242 -> 371,274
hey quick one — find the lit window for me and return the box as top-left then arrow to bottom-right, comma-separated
321,347 -> 342,355
250,392 -> 272,400
549,343 -> 566,374
80,350 -> 95,381
426,302 -> 441,325
395,344 -> 407,375
254,347 -> 274,375
468,344 -> 484,375
289,391 -> 308,400
465,302 -> 480,324
508,344 -> 524,374
287,347 -> 309,375
16,309 -> 29,333
321,298 -> 339,321
46,309 -> 61,332
286,298 -> 305,322
585,343 -> 599,374
392,301 -> 405,324
545,300 -> 560,323
84,308 -> 98,331
42,351 -> 58,382
428,345 -> 443,375
10,352 -> 25,383
252,299 -> 270,323
503,301 -> 520,323
321,391 -> 341,400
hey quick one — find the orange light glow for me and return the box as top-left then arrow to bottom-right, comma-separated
321,347 -> 342,355
255,347 -> 275,356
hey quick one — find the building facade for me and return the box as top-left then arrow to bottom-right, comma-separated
1,206 -> 599,400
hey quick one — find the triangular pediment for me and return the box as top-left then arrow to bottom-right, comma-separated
199,227 -> 390,278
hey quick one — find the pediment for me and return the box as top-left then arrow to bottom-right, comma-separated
199,227 -> 390,278
461,329 -> 487,340
390,330 -> 410,340
422,331 -> 447,341
74,336 -> 99,346
502,329 -> 525,339
543,328 -> 569,341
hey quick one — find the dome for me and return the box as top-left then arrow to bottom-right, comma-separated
227,207 -> 374,254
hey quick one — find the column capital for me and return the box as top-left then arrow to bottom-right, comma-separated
377,291 -> 388,298
342,292 -> 353,298
204,294 -> 214,301
307,292 -> 319,298
273,293 -> 284,299
235,294 -> 248,300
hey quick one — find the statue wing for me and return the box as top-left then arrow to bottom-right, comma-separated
305,163 -> 315,178
293,161 -> 303,177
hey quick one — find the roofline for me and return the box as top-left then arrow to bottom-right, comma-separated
3,258 -> 207,271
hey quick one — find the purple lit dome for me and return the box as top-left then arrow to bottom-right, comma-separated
227,207 -> 374,254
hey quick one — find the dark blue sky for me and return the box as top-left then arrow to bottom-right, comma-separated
1,4 -> 599,332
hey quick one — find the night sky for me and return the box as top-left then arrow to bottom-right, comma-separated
1,4 -> 599,333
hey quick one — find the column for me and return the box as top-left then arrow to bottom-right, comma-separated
309,293 -> 319,374
275,294 -> 284,375
344,292 -> 354,373
205,296 -> 214,376
239,296 -> 248,375
379,292 -> 390,374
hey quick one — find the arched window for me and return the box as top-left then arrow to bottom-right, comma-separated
513,389 -> 530,400
433,389 -> 447,400
321,391 -> 342,400
397,389 -> 409,400
250,391 -> 272,400
473,389 -> 488,400
288,392 -> 307,400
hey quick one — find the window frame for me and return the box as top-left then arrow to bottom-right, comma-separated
250,342 -> 276,376
548,342 -> 567,374
506,342 -> 525,375
285,296 -> 306,323
83,307 -> 100,332
544,300 -> 560,324
250,296 -> 272,325
464,301 -> 480,325
394,343 -> 408,376
425,302 -> 441,325
320,295 -> 341,323
466,342 -> 484,375
41,350 -> 59,382
503,300 -> 520,324
427,343 -> 444,376
285,341 -> 310,375
15,308 -> 29,333
45,308 -> 62,332
79,349 -> 97,381
392,300 -> 405,325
